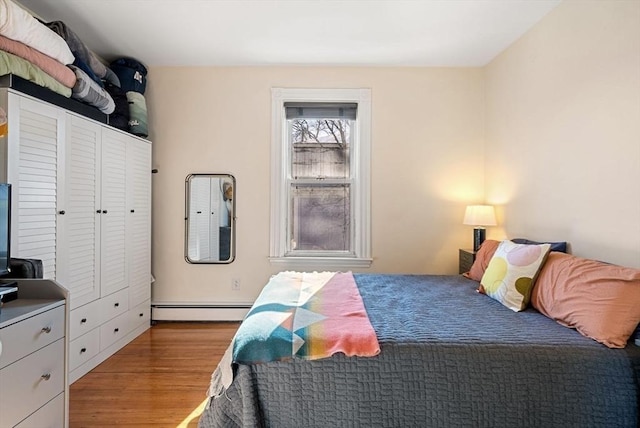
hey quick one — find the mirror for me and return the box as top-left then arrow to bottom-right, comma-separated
185,174 -> 235,263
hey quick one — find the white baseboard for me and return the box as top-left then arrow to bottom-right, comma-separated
151,304 -> 251,321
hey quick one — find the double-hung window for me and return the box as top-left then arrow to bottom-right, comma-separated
270,88 -> 371,267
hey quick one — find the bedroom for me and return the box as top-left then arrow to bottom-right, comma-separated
0,0 -> 638,427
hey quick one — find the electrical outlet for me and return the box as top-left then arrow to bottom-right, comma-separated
232,278 -> 241,290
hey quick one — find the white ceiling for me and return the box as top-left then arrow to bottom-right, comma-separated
17,0 -> 561,67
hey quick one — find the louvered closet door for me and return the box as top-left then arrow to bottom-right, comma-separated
58,114 -> 101,309
100,128 -> 127,297
126,137 -> 151,308
7,94 -> 64,279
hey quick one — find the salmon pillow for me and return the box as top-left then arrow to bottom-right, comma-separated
463,240 -> 500,281
531,252 -> 640,348
479,240 -> 551,312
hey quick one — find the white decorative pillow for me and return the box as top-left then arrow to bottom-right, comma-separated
479,240 -> 551,312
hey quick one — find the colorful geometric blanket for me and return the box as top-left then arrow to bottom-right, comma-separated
208,271 -> 380,398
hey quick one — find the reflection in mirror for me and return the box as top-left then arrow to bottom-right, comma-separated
185,174 -> 235,263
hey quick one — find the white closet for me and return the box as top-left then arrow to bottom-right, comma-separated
187,176 -> 222,261
0,88 -> 152,384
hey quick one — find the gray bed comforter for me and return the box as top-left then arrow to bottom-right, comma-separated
199,274 -> 640,427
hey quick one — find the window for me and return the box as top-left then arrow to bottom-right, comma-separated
270,88 -> 371,267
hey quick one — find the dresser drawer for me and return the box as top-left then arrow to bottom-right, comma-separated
101,288 -> 129,323
14,392 -> 64,428
100,311 -> 129,351
69,328 -> 100,371
69,299 -> 101,341
0,305 -> 65,369
0,339 -> 64,428
129,300 -> 151,330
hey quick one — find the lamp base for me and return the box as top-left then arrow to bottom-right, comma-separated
473,228 -> 486,252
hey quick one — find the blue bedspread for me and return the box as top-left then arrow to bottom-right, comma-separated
200,274 -> 640,428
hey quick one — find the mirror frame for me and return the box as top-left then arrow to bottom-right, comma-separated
184,173 -> 236,264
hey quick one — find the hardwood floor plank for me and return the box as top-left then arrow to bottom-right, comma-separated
69,322 -> 239,428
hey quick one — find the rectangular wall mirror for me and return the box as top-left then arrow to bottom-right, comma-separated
185,173 -> 235,263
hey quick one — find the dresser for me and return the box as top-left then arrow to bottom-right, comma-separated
458,249 -> 476,274
0,279 -> 68,428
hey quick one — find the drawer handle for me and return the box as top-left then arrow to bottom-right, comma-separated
114,328 -> 119,333
139,313 -> 143,317
114,302 -> 119,308
81,318 -> 87,324
41,373 -> 51,381
80,348 -> 87,354
41,326 -> 52,334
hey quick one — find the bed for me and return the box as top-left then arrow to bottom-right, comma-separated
199,247 -> 640,427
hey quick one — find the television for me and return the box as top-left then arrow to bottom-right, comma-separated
0,183 -> 11,277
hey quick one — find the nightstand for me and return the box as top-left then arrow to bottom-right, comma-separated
459,249 -> 476,274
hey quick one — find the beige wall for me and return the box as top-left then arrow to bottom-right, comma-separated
484,0 -> 640,268
146,67 -> 485,303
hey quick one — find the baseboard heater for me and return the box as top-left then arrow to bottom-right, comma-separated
151,303 -> 252,321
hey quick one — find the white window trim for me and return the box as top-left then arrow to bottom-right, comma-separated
270,88 -> 372,268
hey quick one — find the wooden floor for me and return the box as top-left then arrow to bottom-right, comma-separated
69,322 -> 240,428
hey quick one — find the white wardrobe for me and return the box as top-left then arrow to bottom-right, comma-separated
0,88 -> 152,383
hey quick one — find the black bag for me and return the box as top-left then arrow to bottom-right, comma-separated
8,258 -> 44,279
105,82 -> 130,132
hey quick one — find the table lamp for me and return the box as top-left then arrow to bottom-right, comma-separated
463,205 -> 497,252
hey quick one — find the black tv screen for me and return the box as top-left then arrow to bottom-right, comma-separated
0,183 -> 11,276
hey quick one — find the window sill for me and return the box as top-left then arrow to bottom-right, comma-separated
269,256 -> 373,269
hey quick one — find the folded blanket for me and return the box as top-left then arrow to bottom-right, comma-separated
0,50 -> 71,97
68,65 -> 115,114
208,271 -> 380,398
0,0 -> 74,65
44,20 -> 119,87
0,35 -> 76,88
126,91 -> 148,137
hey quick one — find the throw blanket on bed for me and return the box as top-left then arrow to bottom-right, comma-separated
208,271 -> 380,398
0,0 -> 75,65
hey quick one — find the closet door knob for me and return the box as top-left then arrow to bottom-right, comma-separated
96,210 -> 102,214
103,210 -> 108,214
58,210 -> 65,215
80,348 -> 87,354
130,209 -> 135,213
81,318 -> 87,324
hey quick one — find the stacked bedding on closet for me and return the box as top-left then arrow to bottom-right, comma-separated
1,0 -> 122,116
0,0 -> 75,96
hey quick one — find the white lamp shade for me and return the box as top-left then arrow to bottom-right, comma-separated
463,205 -> 497,227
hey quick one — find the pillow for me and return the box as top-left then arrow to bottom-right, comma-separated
463,239 -> 500,281
511,238 -> 568,253
479,240 -> 551,312
531,252 -> 640,348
